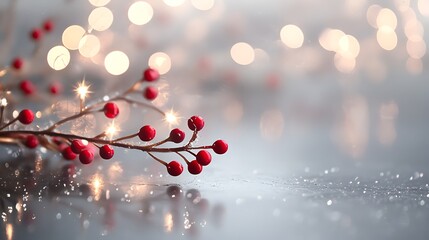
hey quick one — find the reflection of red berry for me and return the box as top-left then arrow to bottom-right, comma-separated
103,102 -> 119,118
62,146 -> 77,160
79,150 -> 94,164
143,86 -> 158,100
100,145 -> 114,159
169,128 -> 185,143
43,20 -> 54,32
25,135 -> 39,148
20,80 -> 35,95
143,68 -> 159,82
167,161 -> 183,176
71,140 -> 87,154
12,58 -> 23,70
138,125 -> 156,141
212,140 -> 228,154
188,160 -> 203,175
188,116 -> 204,131
30,28 -> 42,40
196,150 -> 211,166
18,109 -> 34,124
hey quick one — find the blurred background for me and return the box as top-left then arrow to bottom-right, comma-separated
0,0 -> 429,239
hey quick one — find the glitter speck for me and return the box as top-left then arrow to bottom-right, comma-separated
327,200 -> 333,206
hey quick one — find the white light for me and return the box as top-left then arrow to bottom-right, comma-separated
105,51 -> 130,75
75,80 -> 92,100
128,1 -> 153,25
47,45 -> 71,70
164,110 -> 179,126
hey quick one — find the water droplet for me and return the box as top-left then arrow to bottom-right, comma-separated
56,213 -> 62,220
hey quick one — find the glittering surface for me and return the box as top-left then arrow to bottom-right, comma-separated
1,0 -> 429,239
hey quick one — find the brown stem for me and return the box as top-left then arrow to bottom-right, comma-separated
113,96 -> 165,116
147,152 -> 167,166
113,133 -> 138,142
185,129 -> 198,148
0,130 -> 212,153
46,108 -> 99,131
0,117 -> 17,130
175,151 -> 190,164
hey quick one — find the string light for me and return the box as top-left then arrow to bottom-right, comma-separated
74,79 -> 92,101
164,109 -> 180,126
105,121 -> 119,139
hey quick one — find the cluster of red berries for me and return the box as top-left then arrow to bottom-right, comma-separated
61,140 -> 114,164
142,68 -> 160,101
16,107 -> 228,176
11,20 -> 54,70
165,115 -> 228,177
30,19 -> 54,41
10,19 -> 60,96
7,66 -> 228,177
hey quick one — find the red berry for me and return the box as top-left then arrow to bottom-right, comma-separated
30,28 -> 42,40
143,86 -> 158,100
196,150 -> 211,166
62,146 -> 77,160
43,20 -> 54,32
138,125 -> 156,141
71,140 -> 87,154
188,115 -> 204,131
169,128 -> 185,143
25,135 -> 39,149
20,80 -> 35,95
143,68 -> 160,82
188,160 -> 203,175
49,83 -> 62,95
99,145 -> 114,159
167,161 -> 183,176
212,140 -> 228,154
18,109 -> 34,125
79,150 -> 94,164
103,102 -> 119,118
11,58 -> 23,70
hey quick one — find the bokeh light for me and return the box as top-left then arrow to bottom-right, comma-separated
280,24 -> 304,49
47,45 -> 71,70
366,4 -> 382,28
128,1 -> 153,25
104,51 -> 130,75
406,39 -> 426,59
376,26 -> 397,50
78,34 -> 101,58
334,53 -> 356,73
338,34 -> 360,58
230,42 -> 255,65
62,25 -> 86,50
163,0 -> 185,7
319,28 -> 345,52
148,52 -> 172,75
191,0 -> 215,11
88,0 -> 111,7
376,8 -> 397,30
88,7 -> 114,31
418,0 -> 429,16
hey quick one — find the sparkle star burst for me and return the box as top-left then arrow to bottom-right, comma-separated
164,109 -> 180,126
74,79 -> 92,101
